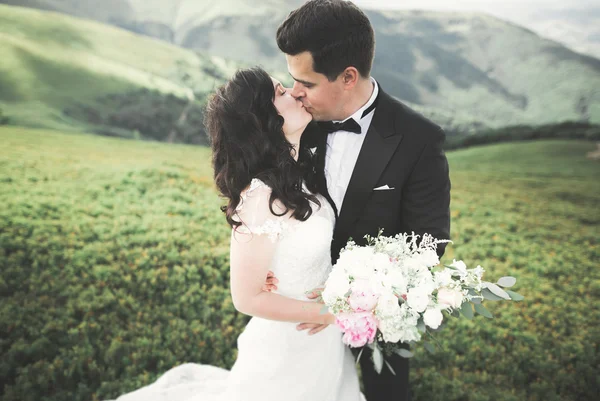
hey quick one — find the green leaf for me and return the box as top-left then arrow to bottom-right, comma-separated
373,344 -> 383,374
450,308 -> 461,318
468,290 -> 483,304
505,290 -> 525,301
417,319 -> 426,333
485,283 -> 511,300
424,342 -> 436,354
474,303 -> 493,319
394,348 -> 414,358
497,276 -> 517,288
355,347 -> 364,366
460,302 -> 474,319
481,287 -> 505,301
384,360 -> 396,376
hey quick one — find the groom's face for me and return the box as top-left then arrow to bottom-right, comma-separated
286,51 -> 345,122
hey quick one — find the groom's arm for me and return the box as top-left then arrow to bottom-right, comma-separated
399,126 -> 451,257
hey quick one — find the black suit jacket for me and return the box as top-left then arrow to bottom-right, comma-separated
303,86 -> 451,263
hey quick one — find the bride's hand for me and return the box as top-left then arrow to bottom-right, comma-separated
296,288 -> 333,334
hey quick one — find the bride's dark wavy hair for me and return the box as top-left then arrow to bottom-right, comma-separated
205,67 -> 320,228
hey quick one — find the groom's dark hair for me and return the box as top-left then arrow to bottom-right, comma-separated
276,0 -> 375,81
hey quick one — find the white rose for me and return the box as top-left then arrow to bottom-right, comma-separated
423,307 -> 444,329
415,271 -> 436,295
406,288 -> 430,313
450,259 -> 468,272
369,252 -> 394,272
322,268 -> 350,304
344,248 -> 376,279
420,250 -> 440,267
384,269 -> 407,294
437,287 -> 464,309
375,291 -> 401,318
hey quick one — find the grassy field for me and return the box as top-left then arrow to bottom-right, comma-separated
0,127 -> 598,401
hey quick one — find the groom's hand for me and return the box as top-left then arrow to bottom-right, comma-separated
261,270 -> 278,292
296,322 -> 328,335
297,289 -> 329,335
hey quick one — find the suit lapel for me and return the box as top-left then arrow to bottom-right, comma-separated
333,90 -> 404,241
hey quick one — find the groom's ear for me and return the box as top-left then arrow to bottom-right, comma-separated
341,67 -> 359,89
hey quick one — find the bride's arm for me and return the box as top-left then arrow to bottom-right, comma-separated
229,231 -> 334,325
227,181 -> 334,324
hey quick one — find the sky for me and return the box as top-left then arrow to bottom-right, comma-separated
352,0 -> 600,58
352,0 -> 593,23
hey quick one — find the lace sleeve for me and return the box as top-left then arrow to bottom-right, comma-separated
233,179 -> 289,242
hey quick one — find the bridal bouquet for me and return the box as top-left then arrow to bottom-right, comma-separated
316,231 -> 523,374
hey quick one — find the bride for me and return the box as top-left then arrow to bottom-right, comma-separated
112,67 -> 364,401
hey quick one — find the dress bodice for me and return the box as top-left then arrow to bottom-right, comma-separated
234,178 -> 336,300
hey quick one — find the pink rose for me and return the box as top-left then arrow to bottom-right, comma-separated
336,312 -> 378,347
437,288 -> 464,309
348,279 -> 380,312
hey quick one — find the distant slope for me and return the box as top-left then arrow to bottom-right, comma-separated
7,0 -> 599,127
0,4 -> 239,137
180,9 -> 600,127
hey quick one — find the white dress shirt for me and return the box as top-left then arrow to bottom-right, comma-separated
325,77 -> 379,213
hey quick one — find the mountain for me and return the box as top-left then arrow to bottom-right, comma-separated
177,8 -> 600,127
3,0 -> 599,129
353,0 -> 600,60
0,4 -> 243,143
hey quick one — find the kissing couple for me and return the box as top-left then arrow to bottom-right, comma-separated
114,1 -> 450,400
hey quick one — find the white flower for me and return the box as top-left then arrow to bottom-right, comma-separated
348,278 -> 381,312
375,291 -> 401,318
450,259 -> 468,273
378,317 -> 403,343
340,247 -> 376,279
437,287 -> 464,309
322,267 -> 351,304
383,269 -> 407,295
419,249 -> 440,267
406,288 -> 430,313
423,307 -> 444,329
434,269 -> 453,287
403,256 -> 423,271
378,303 -> 421,343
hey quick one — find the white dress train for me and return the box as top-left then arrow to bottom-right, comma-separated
111,179 -> 364,401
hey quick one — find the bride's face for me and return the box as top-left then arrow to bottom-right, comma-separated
271,77 -> 312,136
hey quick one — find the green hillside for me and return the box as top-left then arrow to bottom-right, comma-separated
0,4 -> 239,139
13,0 -> 598,128
1,126 -> 598,401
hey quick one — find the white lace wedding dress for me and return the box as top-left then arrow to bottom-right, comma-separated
111,179 -> 364,401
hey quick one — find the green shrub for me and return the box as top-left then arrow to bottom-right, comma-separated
445,121 -> 600,150
1,128 -> 598,401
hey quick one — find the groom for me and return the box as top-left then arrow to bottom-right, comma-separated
265,1 -> 451,400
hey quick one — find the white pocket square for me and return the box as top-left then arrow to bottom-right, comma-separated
373,185 -> 395,191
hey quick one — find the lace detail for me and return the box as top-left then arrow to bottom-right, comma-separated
233,178 -> 291,242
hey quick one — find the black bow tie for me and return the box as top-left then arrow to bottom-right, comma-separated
317,96 -> 378,134
318,119 -> 362,134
